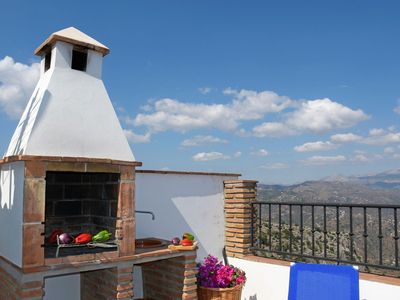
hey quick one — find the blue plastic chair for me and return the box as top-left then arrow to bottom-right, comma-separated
288,263 -> 359,300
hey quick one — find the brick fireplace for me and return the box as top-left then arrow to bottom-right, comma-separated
0,27 -> 199,299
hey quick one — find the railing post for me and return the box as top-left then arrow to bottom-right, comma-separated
224,180 -> 258,258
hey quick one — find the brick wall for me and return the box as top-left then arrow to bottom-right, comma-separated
0,267 -> 44,300
224,180 -> 258,258
141,252 -> 198,300
81,265 -> 134,300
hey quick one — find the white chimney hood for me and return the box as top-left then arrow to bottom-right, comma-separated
5,27 -> 135,162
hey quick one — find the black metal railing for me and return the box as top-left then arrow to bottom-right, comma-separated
250,201 -> 400,275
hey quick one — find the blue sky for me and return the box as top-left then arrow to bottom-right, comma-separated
0,1 -> 399,184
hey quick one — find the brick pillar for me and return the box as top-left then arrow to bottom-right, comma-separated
141,252 -> 198,300
23,161 -> 46,269
224,180 -> 258,258
117,166 -> 136,256
81,265 -> 134,300
0,268 -> 44,300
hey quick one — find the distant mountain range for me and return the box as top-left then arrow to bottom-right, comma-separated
322,169 -> 400,190
258,169 -> 400,205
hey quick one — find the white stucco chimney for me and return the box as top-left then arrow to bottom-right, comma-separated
5,27 -> 135,161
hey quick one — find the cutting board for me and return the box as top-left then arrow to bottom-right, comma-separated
168,241 -> 198,251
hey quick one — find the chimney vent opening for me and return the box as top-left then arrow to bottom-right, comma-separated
71,48 -> 87,71
44,50 -> 51,72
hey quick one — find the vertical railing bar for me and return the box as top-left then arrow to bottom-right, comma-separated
278,204 -> 282,252
363,207 -> 368,264
394,208 -> 399,267
324,205 -> 327,258
311,205 -> 315,257
378,207 -> 383,265
349,206 -> 354,262
289,204 -> 293,254
268,203 -> 272,252
258,203 -> 262,248
250,203 -> 254,249
300,205 -> 304,255
336,206 -> 340,263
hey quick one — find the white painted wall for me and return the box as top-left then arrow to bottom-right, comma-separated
228,257 -> 400,300
134,172 -> 238,298
44,274 -> 81,300
135,172 -> 237,260
0,161 -> 24,267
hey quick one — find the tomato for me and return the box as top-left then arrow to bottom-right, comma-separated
181,239 -> 193,246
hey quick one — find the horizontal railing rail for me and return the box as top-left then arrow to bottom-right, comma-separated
251,201 -> 400,275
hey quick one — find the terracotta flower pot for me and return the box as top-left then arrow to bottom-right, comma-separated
197,284 -> 243,300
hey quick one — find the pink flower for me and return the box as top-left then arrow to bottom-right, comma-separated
197,255 -> 246,288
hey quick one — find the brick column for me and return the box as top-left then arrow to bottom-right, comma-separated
0,267 -> 44,300
117,166 -> 136,256
81,265 -> 134,300
23,161 -> 46,269
141,252 -> 198,300
224,180 -> 258,258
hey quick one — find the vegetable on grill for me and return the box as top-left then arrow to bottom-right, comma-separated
92,230 -> 112,243
48,229 -> 64,244
75,233 -> 92,244
58,232 -> 73,244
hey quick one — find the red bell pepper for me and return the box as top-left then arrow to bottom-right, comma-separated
48,229 -> 64,244
75,233 -> 92,244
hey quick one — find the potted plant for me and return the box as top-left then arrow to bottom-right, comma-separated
197,255 -> 246,300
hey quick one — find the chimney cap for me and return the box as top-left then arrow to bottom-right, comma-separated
34,27 -> 110,56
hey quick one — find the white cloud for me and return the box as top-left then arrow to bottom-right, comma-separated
181,135 -> 228,147
330,128 -> 400,146
198,87 -> 212,95
123,129 -> 151,143
352,154 -> 369,162
251,149 -> 269,156
0,56 -> 40,119
134,88 -> 292,133
286,99 -> 369,133
252,122 -> 295,137
260,163 -> 288,170
369,128 -> 385,136
132,89 -> 367,139
384,147 -> 395,154
252,99 -> 368,137
302,155 -> 346,165
192,151 -> 230,162
394,105 -> 400,115
362,131 -> 400,145
233,151 -> 242,158
330,133 -> 363,143
294,141 -> 338,152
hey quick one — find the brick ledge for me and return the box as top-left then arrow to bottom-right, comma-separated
0,155 -> 142,166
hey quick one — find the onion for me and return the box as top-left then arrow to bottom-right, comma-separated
58,233 -> 73,244
171,237 -> 181,245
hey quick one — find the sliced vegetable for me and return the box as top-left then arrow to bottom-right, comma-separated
92,230 -> 112,242
75,233 -> 92,244
58,233 -> 73,244
48,229 -> 64,244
